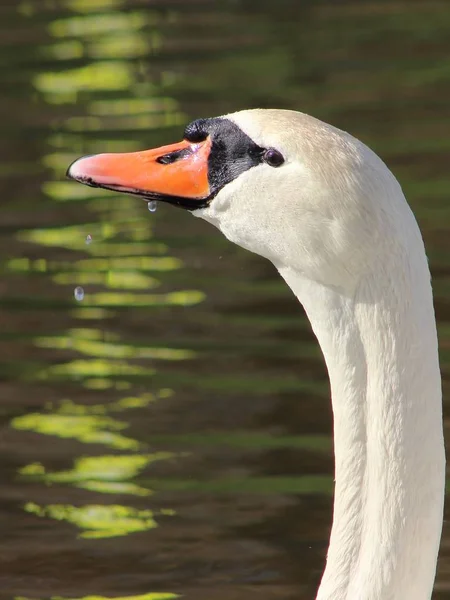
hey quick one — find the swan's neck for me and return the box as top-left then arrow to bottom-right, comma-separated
279,252 -> 445,600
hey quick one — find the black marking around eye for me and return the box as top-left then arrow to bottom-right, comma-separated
184,117 -> 265,199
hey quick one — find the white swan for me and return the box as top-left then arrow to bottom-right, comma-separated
67,109 -> 445,600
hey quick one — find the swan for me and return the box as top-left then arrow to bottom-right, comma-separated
67,109 -> 445,600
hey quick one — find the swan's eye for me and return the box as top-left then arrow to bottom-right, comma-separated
263,148 -> 284,167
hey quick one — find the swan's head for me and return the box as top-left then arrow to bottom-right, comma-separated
67,109 -> 408,289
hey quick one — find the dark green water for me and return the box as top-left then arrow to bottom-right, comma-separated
1,1 -> 450,599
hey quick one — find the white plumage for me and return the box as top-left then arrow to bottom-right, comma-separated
196,109 -> 445,600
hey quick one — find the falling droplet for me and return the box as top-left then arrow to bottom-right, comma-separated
147,200 -> 157,213
85,234 -> 92,245
74,286 -> 84,301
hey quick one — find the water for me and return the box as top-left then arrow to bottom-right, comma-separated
0,2 -> 450,600
148,200 -> 158,213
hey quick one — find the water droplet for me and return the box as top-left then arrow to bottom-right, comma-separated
85,234 -> 92,245
74,286 -> 84,301
147,200 -> 157,213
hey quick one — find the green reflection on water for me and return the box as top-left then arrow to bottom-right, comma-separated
12,413 -> 140,450
11,389 -> 170,450
74,256 -> 182,272
39,358 -> 155,381
43,181 -> 100,201
20,452 -> 174,496
84,243 -> 167,257
53,271 -> 160,290
49,11 -> 147,39
66,112 -> 185,132
40,40 -> 84,62
34,334 -> 195,361
15,224 -> 168,258
89,97 -> 178,116
23,503 -> 161,538
49,134 -> 144,154
70,307 -> 115,320
57,391 -> 162,413
88,35 -> 154,60
17,592 -> 178,600
85,290 -> 205,307
34,62 -> 134,102
65,0 -> 123,12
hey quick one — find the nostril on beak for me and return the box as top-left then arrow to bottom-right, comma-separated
156,148 -> 192,165
156,154 -> 176,165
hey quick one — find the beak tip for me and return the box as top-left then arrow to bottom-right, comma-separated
66,162 -> 75,181
66,155 -> 96,181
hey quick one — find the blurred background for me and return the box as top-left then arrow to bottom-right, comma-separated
0,1 -> 449,599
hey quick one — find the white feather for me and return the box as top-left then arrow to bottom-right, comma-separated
195,109 -> 445,600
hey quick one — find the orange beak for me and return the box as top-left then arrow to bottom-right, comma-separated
67,137 -> 212,210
